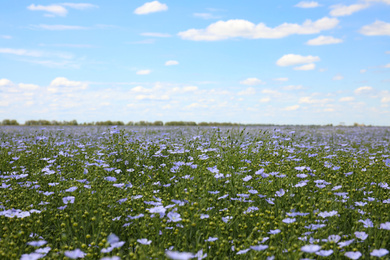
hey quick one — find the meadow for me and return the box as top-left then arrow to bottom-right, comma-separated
1,125 -> 390,260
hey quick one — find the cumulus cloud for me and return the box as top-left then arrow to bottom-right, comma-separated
0,78 -> 13,87
136,70 -> 151,75
141,32 -> 171,37
294,63 -> 316,70
306,35 -> 343,45
339,97 -> 355,102
48,77 -> 88,93
165,60 -> 179,66
359,21 -> 390,36
329,3 -> 370,16
18,83 -> 40,90
238,87 -> 256,95
134,1 -> 168,15
239,77 -> 265,85
178,17 -> 339,41
284,105 -> 300,111
276,54 -> 320,66
332,75 -> 344,80
295,1 -> 320,8
354,86 -> 373,94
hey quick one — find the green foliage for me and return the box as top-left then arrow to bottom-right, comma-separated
0,126 -> 389,259
1,119 -> 19,125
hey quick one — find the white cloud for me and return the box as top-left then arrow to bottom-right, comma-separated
259,97 -> 270,102
48,77 -> 88,93
294,63 -> 316,70
385,63 -> 390,68
61,3 -> 98,10
27,3 -> 97,17
360,21 -> 390,36
136,70 -> 151,75
32,24 -> 88,30
360,69 -> 367,73
141,32 -> 171,37
386,51 -> 390,54
185,103 -> 208,109
261,89 -> 282,97
382,97 -> 390,103
324,108 -> 335,112
239,77 -> 265,85
339,96 -> 355,102
1,35 -> 12,39
329,3 -> 370,17
182,86 -> 198,92
306,35 -> 343,45
276,54 -> 320,66
0,48 -> 43,57
165,60 -> 179,66
354,86 -> 373,95
0,78 -> 13,87
284,105 -> 300,111
136,94 -> 169,100
274,77 -> 289,81
178,17 -> 339,41
27,4 -> 68,16
299,96 -> 333,104
295,1 -> 320,8
0,101 -> 9,107
283,85 -> 303,90
238,87 -> 256,95
131,86 -> 152,93
134,1 -> 168,15
18,83 -> 40,90
332,75 -> 344,80
193,13 -> 221,19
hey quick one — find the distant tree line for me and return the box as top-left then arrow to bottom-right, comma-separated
1,119 -> 244,126
0,119 -> 373,127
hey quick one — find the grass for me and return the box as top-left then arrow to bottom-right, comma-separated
0,126 -> 390,259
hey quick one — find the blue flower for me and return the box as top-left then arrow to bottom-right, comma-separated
64,249 -> 86,259
167,212 -> 182,222
165,251 -> 194,260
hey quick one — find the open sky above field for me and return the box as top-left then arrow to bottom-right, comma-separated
0,0 -> 389,125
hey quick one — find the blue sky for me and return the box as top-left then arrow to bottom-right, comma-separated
0,0 -> 389,125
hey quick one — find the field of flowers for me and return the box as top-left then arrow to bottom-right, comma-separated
1,125 -> 390,260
